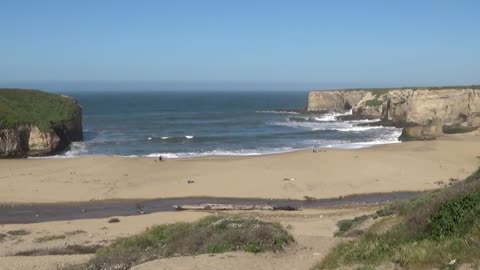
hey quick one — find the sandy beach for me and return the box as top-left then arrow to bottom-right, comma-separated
1,133 -> 480,269
0,133 -> 479,204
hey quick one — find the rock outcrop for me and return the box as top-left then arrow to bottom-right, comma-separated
0,90 -> 83,158
307,87 -> 480,140
0,112 -> 83,158
382,89 -> 480,126
307,91 -> 368,112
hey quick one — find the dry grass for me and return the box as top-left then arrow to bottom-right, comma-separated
65,230 -> 87,236
34,234 -> 67,243
13,244 -> 101,256
6,229 -> 30,236
0,233 -> 7,242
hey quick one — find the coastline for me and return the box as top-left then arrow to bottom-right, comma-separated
2,128 -> 480,270
1,132 -> 479,204
31,134 -> 402,160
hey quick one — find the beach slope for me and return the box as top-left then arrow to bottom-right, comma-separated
0,133 -> 479,204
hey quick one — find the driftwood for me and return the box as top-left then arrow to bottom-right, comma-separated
173,203 -> 298,211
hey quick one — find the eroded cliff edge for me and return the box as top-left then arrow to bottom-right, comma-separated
307,87 -> 480,140
0,89 -> 83,158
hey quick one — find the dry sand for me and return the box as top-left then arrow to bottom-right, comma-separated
0,207 -> 376,270
0,134 -> 479,204
1,133 -> 480,269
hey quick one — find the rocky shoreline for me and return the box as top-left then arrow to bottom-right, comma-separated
307,87 -> 480,140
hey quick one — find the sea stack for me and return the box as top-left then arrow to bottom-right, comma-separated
0,89 -> 83,158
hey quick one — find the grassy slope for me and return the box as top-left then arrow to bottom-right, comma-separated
0,88 -> 78,132
315,169 -> 480,269
65,216 -> 293,270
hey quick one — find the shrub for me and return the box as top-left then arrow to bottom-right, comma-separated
315,168 -> 480,269
34,234 -> 67,243
365,98 -> 383,107
14,244 -> 101,256
428,192 -> 480,239
65,215 -> 293,270
335,215 -> 370,237
7,229 -> 30,236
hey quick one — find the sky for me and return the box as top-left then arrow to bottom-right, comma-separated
1,0 -> 479,91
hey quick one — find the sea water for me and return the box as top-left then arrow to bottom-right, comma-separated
61,91 -> 401,158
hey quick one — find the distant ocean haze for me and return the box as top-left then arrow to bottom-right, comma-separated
58,91 -> 401,158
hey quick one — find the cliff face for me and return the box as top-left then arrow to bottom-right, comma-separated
307,91 -> 368,112
382,89 -> 480,127
307,88 -> 480,140
0,90 -> 83,158
0,107 -> 82,157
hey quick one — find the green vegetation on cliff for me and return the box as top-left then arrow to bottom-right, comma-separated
364,98 -> 383,107
0,88 -> 78,132
315,169 -> 480,269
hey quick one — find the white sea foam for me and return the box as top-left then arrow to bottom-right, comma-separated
159,136 -> 192,140
336,126 -> 384,132
270,120 -> 385,132
256,110 -> 300,114
347,119 -> 381,123
270,111 -> 394,133
42,108 -> 402,159
64,142 -> 89,156
311,110 -> 353,122
142,147 -> 295,159
314,115 -> 336,121
29,141 -> 89,159
36,132 -> 402,159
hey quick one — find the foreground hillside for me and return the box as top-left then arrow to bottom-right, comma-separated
0,88 -> 83,157
316,167 -> 480,269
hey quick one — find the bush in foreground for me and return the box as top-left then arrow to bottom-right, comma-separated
315,168 -> 480,269
66,215 -> 293,270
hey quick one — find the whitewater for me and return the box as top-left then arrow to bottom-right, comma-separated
45,91 -> 401,158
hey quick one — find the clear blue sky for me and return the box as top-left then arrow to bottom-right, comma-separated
1,0 -> 479,90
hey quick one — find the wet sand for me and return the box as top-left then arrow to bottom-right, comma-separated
1,191 -> 422,224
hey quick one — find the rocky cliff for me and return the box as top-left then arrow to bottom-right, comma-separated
0,89 -> 83,158
307,87 -> 480,140
307,90 -> 368,112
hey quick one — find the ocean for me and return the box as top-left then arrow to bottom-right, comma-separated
62,91 -> 402,158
